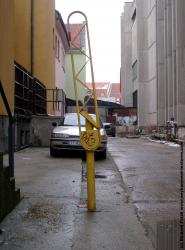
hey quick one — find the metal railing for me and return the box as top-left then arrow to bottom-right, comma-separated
15,64 -> 47,116
15,63 -> 65,116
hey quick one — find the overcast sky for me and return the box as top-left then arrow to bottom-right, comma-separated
55,0 -> 132,83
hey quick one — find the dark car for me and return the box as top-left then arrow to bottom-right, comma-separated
103,123 -> 116,137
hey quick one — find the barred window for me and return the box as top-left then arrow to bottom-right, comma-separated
15,63 -> 47,116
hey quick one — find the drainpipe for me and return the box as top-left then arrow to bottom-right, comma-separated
31,0 -> 35,114
31,0 -> 34,76
156,1 -> 158,127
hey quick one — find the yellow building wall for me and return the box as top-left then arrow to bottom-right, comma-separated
34,0 -> 55,114
14,0 -> 31,71
0,0 -> 55,116
14,0 -> 56,115
0,0 -> 14,114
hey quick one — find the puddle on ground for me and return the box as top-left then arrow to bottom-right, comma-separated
123,167 -> 136,172
95,170 -> 116,180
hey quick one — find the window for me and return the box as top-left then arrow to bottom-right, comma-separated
63,113 -> 96,127
15,64 -> 47,116
55,36 -> 60,61
57,39 -> 60,61
53,28 -> 55,49
55,35 -> 57,57
132,8 -> 136,23
132,60 -> 137,81
133,90 -> 138,108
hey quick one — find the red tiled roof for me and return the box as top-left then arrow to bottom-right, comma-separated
110,83 -> 121,98
86,82 -> 111,98
86,82 -> 121,102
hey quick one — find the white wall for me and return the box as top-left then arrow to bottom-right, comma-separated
55,29 -> 66,93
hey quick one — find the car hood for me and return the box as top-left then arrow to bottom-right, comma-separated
52,126 -> 84,136
53,126 -> 81,135
52,126 -> 105,136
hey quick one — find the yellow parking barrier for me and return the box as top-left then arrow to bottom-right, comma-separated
67,11 -> 100,211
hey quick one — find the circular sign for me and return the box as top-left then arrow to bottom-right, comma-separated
80,130 -> 100,151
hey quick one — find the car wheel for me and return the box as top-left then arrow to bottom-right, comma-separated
50,147 -> 57,157
82,152 -> 86,160
99,149 -> 107,159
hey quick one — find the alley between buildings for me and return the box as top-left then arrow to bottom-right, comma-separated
1,137 -> 184,249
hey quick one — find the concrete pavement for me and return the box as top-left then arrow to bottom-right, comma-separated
0,147 -> 154,250
108,136 -> 185,249
72,155 -> 154,250
0,148 -> 82,250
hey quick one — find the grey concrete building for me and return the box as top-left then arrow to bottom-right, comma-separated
121,0 -> 185,133
121,0 -> 157,129
121,2 -> 133,108
157,0 -> 185,128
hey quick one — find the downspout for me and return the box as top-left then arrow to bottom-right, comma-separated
156,0 -> 159,128
31,0 -> 35,114
31,0 -> 34,76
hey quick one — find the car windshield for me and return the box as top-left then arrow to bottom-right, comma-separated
63,113 -> 96,127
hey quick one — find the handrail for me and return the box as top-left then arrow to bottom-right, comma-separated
0,81 -> 13,120
0,81 -> 14,177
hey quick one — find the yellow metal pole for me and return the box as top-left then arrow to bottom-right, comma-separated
85,22 -> 100,130
86,119 -> 96,211
67,11 -> 100,212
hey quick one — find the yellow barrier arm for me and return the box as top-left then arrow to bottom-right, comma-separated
67,11 -> 101,211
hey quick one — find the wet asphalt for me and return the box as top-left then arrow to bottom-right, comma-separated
72,153 -> 153,250
0,149 -> 82,250
108,136 -> 185,249
1,136 -> 181,249
0,145 -> 154,250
